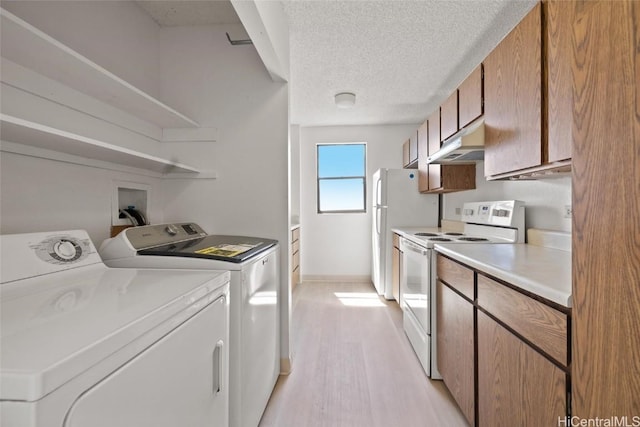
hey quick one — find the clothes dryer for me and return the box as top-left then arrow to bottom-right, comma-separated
0,230 -> 230,427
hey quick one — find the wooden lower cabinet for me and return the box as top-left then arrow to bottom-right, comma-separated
477,310 -> 566,426
437,280 -> 475,426
392,233 -> 401,302
291,227 -> 300,290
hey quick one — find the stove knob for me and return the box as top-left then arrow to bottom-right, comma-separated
165,224 -> 178,236
53,240 -> 78,260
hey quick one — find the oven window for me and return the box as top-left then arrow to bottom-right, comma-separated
316,143 -> 366,214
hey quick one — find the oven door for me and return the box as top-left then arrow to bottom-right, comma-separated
400,238 -> 431,334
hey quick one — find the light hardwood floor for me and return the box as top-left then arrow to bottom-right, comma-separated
259,281 -> 468,427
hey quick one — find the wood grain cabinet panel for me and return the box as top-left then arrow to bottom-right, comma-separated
440,91 -> 458,142
484,2 -> 542,177
477,311 -> 567,427
477,275 -> 568,366
545,0 -> 573,162
403,132 -> 418,169
571,0 -> 640,418
437,280 -> 475,426
426,110 -> 442,190
458,64 -> 483,129
417,120 -> 429,192
437,255 -> 474,301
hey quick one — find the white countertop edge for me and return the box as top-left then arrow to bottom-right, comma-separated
434,244 -> 572,308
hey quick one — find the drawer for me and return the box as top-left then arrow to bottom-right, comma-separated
291,227 -> 300,242
292,251 -> 299,270
437,255 -> 474,300
393,233 -> 400,248
477,275 -> 568,366
292,239 -> 299,255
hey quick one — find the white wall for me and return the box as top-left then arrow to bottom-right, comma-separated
290,125 -> 301,222
0,153 -> 164,245
300,124 -> 418,278
442,162 -> 572,233
3,1 -> 162,98
156,24 -> 291,365
0,1 -> 164,244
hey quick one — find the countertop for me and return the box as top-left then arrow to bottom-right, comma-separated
291,223 -> 300,231
434,243 -> 572,308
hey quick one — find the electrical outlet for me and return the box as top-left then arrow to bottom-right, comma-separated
564,205 -> 572,219
455,207 -> 461,215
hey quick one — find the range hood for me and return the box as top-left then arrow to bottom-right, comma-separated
427,118 -> 484,164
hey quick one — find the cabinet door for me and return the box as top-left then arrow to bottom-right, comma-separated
477,311 -> 566,427
409,130 -> 418,164
484,3 -> 542,177
392,234 -> 401,302
458,64 -> 483,129
427,110 -> 442,190
437,281 -> 474,426
417,119 -> 429,192
545,0 -> 573,162
402,139 -> 411,167
440,91 -> 458,141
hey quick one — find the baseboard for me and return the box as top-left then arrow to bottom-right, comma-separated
280,357 -> 292,375
301,274 -> 372,284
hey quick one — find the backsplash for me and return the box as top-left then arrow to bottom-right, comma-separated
442,161 -> 571,233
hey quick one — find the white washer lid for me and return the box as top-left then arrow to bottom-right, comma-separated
0,264 -> 229,401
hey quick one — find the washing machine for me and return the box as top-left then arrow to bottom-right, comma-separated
99,223 -> 280,427
0,230 -> 230,427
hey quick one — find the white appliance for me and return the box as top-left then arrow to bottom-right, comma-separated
372,168 -> 439,299
99,223 -> 279,427
0,230 -> 230,427
400,200 -> 525,379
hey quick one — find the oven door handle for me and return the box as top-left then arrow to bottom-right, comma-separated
401,239 -> 429,256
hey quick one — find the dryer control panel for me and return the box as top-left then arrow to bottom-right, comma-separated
124,223 -> 208,250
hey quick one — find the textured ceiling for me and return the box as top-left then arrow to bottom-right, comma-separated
135,0 -> 537,127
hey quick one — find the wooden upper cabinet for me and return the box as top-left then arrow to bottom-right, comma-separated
440,91 -> 459,141
484,2 -> 573,179
426,109 -> 442,190
545,0 -> 573,162
417,119 -> 429,192
484,3 -> 542,178
403,130 -> 418,169
421,109 -> 476,193
458,64 -> 483,129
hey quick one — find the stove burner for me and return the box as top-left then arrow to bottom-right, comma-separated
444,232 -> 464,236
429,238 -> 453,242
415,232 -> 439,237
458,237 -> 490,242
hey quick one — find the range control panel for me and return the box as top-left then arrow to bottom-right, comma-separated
124,223 -> 208,250
461,200 -> 525,228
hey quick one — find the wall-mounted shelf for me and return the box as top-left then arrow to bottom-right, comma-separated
0,7 -> 199,129
0,114 -> 200,174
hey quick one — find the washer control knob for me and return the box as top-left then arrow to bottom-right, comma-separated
53,240 -> 78,260
165,224 -> 178,236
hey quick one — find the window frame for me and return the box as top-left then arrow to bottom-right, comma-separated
316,142 -> 367,214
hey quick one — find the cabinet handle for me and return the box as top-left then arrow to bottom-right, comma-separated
213,340 -> 224,394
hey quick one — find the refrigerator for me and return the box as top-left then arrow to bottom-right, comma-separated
371,168 -> 439,299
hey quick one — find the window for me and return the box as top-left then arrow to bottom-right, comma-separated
317,143 -> 366,213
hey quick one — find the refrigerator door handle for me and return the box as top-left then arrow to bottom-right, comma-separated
376,207 -> 381,235
375,176 -> 382,206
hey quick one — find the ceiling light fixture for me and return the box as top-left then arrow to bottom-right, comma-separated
335,92 -> 356,109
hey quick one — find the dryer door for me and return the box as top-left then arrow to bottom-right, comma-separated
64,295 -> 228,427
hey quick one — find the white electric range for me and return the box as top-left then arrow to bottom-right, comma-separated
395,200 -> 525,380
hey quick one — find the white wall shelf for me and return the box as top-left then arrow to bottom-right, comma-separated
0,7 -> 199,129
0,114 -> 200,174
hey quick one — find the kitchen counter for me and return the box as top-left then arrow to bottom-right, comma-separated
434,243 -> 572,308
291,223 -> 300,231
